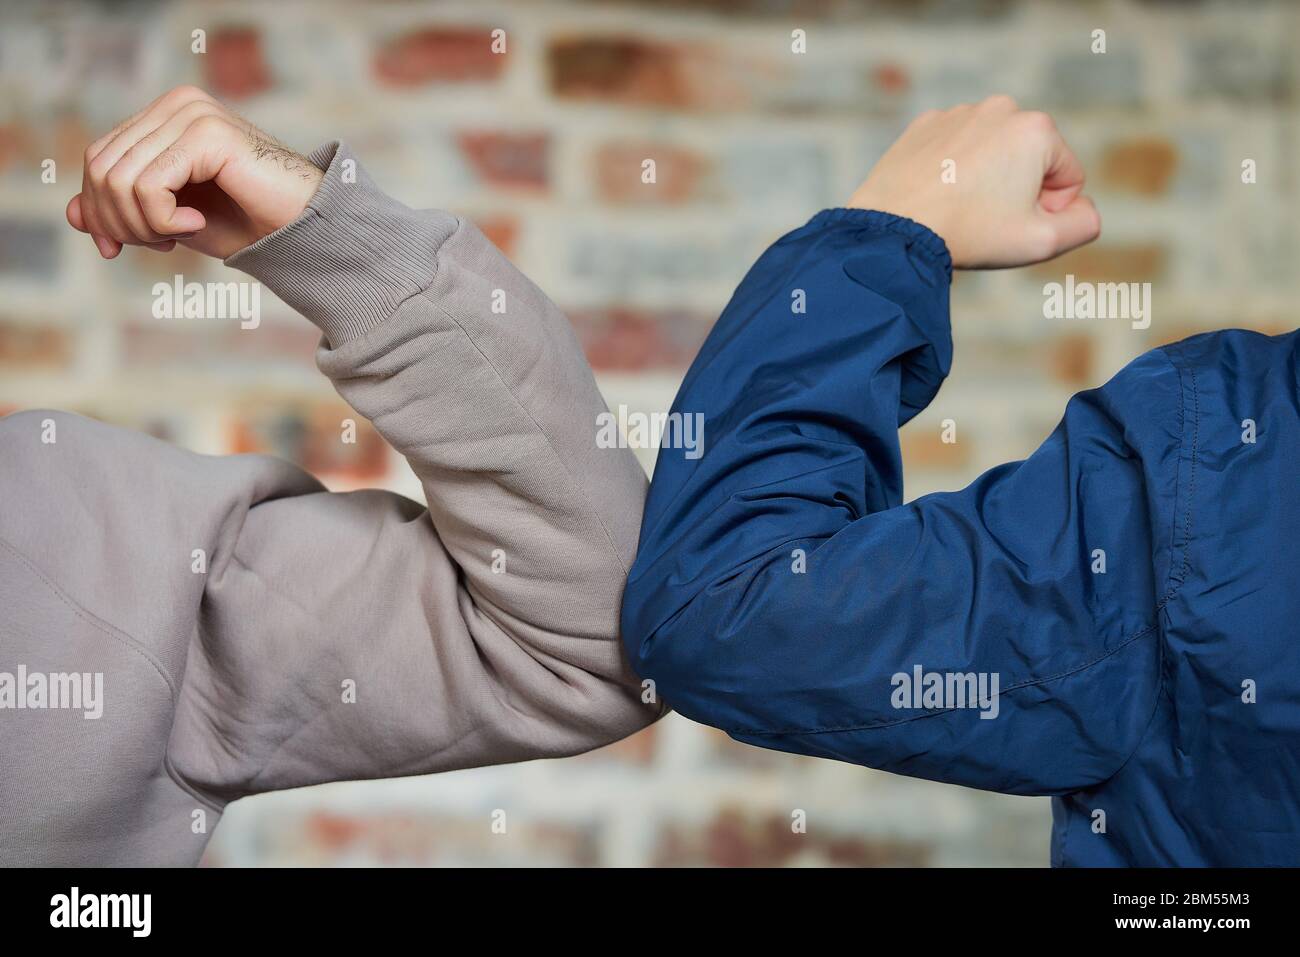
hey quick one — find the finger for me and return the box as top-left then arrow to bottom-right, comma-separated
135,116 -> 237,235
103,100 -> 225,243
84,85 -> 214,170
67,197 -> 123,257
84,87 -> 221,245
92,234 -> 123,259
66,194 -> 88,233
1040,126 -> 1086,194
1039,181 -> 1084,214
1040,194 -> 1101,258
82,161 -> 134,244
80,94 -> 179,244
979,93 -> 1019,113
74,191 -> 121,257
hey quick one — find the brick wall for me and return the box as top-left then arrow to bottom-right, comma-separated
1,0 -> 1296,866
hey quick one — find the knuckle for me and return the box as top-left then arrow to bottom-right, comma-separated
156,145 -> 187,171
86,153 -> 113,182
178,98 -> 219,122
190,113 -> 229,137
137,153 -> 177,191
982,93 -> 1018,111
134,164 -> 162,190
121,131 -> 157,166
104,165 -> 131,193
1029,226 -> 1059,261
169,84 -> 211,105
1019,110 -> 1056,133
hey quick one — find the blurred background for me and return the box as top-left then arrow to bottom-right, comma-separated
1,0 -> 1296,866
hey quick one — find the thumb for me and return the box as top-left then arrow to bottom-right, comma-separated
1036,194 -> 1101,261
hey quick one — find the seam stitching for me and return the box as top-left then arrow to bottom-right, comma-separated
0,535 -> 176,700
728,345 -> 1200,740
0,535 -> 222,812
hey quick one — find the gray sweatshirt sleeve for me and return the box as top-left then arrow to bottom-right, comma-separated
0,142 -> 660,865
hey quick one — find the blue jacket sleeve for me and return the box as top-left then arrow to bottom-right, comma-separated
621,208 -> 1177,796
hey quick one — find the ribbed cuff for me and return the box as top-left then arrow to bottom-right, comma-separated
225,141 -> 460,347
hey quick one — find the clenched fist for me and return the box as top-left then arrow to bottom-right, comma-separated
67,85 -> 323,260
848,95 -> 1100,269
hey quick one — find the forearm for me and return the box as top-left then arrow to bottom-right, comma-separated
626,209 -> 952,610
188,145 -> 660,794
621,204 -> 1164,795
230,141 -> 647,643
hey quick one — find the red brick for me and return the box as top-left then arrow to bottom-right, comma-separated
473,215 -> 519,258
1098,137 -> 1179,196
305,811 -> 365,852
54,114 -> 95,171
0,322 -> 72,369
1028,244 -> 1168,284
203,27 -> 273,100
872,62 -> 910,95
227,402 -> 389,482
301,406 -> 389,481
901,428 -> 971,469
569,308 -> 710,372
373,28 -> 506,87
1049,332 -> 1094,386
456,132 -> 548,190
547,36 -> 744,110
594,142 -> 708,204
653,806 -> 933,867
0,122 -> 38,176
0,115 -> 87,178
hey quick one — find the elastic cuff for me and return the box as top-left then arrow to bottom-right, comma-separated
809,207 -> 954,420
225,141 -> 460,347
806,207 -> 953,280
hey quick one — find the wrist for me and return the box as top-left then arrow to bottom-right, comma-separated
225,141 -> 459,347
249,165 -> 325,243
805,207 -> 952,282
847,191 -> 955,259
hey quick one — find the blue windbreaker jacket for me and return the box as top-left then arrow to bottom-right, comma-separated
621,208 -> 1300,867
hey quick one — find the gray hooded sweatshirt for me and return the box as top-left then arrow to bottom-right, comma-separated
0,142 -> 662,866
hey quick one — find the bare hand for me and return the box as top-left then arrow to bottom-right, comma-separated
67,85 -> 324,261
848,96 -> 1100,269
